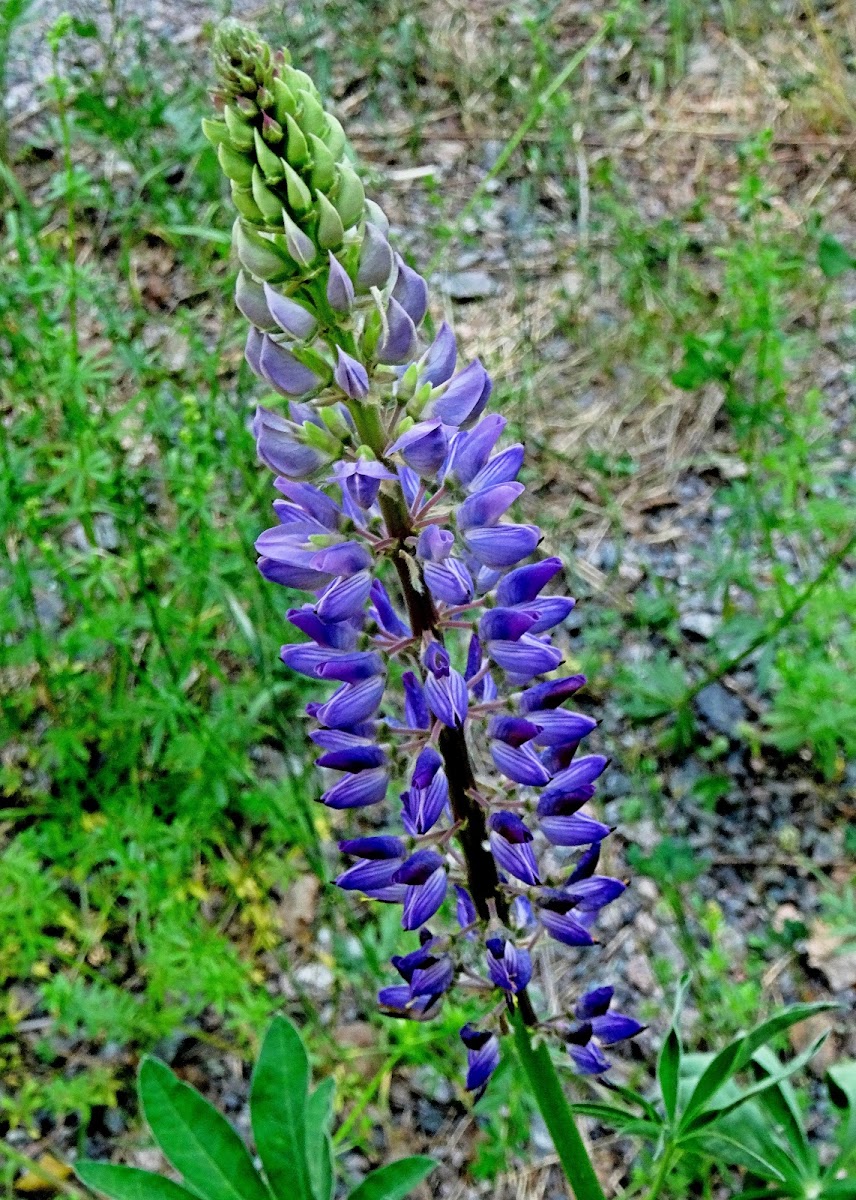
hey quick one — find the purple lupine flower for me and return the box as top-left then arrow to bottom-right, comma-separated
213,30 -> 635,1098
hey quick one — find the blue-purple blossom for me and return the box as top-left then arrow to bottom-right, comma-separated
212,28 -> 635,1096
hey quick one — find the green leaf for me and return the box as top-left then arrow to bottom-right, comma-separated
306,1078 -> 336,1200
658,974 -> 689,1124
138,1058 -> 270,1200
570,1104 -> 662,1139
75,1164 -> 199,1200
827,1060 -> 856,1153
346,1158 -> 435,1200
250,1016 -> 313,1200
678,1132 -> 790,1183
683,1033 -> 830,1135
601,1081 -> 662,1123
679,1003 -> 836,1130
818,234 -> 855,278
751,1047 -> 812,1169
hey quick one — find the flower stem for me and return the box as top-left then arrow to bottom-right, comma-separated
643,1145 -> 676,1200
512,1010 -> 606,1200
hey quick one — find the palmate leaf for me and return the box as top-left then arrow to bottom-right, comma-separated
346,1157 -> 435,1200
75,1164 -> 200,1200
250,1015 -> 314,1200
658,974 -> 690,1124
138,1058 -> 271,1200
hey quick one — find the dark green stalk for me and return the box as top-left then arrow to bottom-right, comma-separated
512,1011 -> 606,1200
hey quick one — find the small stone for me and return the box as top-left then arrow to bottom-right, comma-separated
679,611 -> 718,639
440,269 -> 497,300
627,953 -> 656,994
294,963 -> 333,994
695,683 -> 747,736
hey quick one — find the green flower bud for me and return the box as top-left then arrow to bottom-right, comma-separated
256,84 -> 274,110
332,163 -> 365,229
396,362 -> 420,402
303,421 -> 341,455
321,406 -> 351,439
254,129 -> 285,183
213,20 -> 274,100
252,166 -> 285,223
282,212 -> 316,269
235,96 -> 259,118
407,381 -> 433,418
282,161 -> 313,215
315,191 -> 345,250
218,142 -> 254,186
260,113 -> 284,145
201,118 -> 230,147
283,64 -> 317,96
284,113 -> 309,167
234,219 -> 293,281
224,104 -> 254,151
395,414 -> 415,436
273,77 -> 297,122
322,114 -> 347,160
308,133 -> 336,190
297,91 -> 327,137
360,308 -> 381,360
231,183 -> 266,224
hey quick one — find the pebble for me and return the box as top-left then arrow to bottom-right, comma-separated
439,269 -> 498,300
679,610 -> 718,639
294,963 -> 334,993
695,682 -> 747,735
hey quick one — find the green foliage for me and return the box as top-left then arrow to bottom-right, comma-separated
76,1018 -> 435,1200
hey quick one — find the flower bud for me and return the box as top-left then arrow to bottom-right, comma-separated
303,421 -> 342,456
282,160 -> 312,214
322,113 -> 347,159
259,336 -> 326,395
253,129 -> 285,183
252,166 -> 285,222
218,142 -> 253,186
231,183 -> 265,224
316,192 -> 344,250
273,76 -> 297,122
235,270 -> 278,330
261,113 -> 283,145
376,297 -> 417,365
282,212 -> 316,269
326,253 -> 355,313
333,163 -> 365,229
224,104 -> 254,150
284,113 -> 309,166
263,283 -> 318,339
308,133 -> 336,190
298,90 -> 327,136
364,198 -> 389,236
201,117 -> 229,146
357,223 -> 395,291
233,219 -> 292,281
334,347 -> 369,400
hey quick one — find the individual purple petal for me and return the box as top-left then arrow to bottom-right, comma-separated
485,937 -> 532,994
510,895 -> 536,932
490,715 -> 539,746
409,954 -> 455,998
253,407 -> 323,479
370,580 -> 410,638
391,254 -> 428,326
316,571 -> 374,622
520,674 -> 587,712
542,755 -> 608,797
569,1041 -> 612,1075
424,666 -> 469,727
402,769 -> 448,836
468,444 -> 525,491
245,326 -> 264,374
274,479 -> 342,530
431,360 -> 492,428
491,741 -> 551,786
378,985 -> 432,1015
461,1025 -> 500,1094
592,1013 -> 645,1045
446,414 -> 506,486
402,670 -> 430,729
565,876 -> 626,911
464,634 -> 482,680
259,336 -> 325,395
311,540 -> 373,576
575,986 -> 613,1019
334,346 -> 369,399
455,885 -> 477,929
335,858 -> 405,894
423,559 -> 474,605
315,676 -> 386,729
398,464 -> 420,506
487,634 -> 563,679
394,849 -> 444,883
287,607 -> 357,651
376,297 -> 417,365
411,745 -> 442,788
457,482 -> 525,531
496,557 -> 563,606
519,596 -> 576,634
317,744 -> 386,771
326,253 -> 355,312
420,321 -> 457,386
333,459 -> 395,509
281,645 -> 383,682
263,283 -> 319,338
321,766 -> 389,808
531,710 -> 597,747
479,607 -> 538,643
539,811 -> 611,848
387,419 -> 449,477
488,812 -> 539,885
236,272 -> 278,329
339,835 -> 405,859
357,222 -> 395,290
538,906 -> 596,946
258,555 -> 330,590
567,843 -> 601,883
416,524 -> 454,562
310,729 -> 375,751
397,859 -> 448,930
463,524 -> 540,569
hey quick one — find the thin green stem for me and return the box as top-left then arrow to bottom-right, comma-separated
643,1144 -> 676,1200
512,1011 -> 606,1200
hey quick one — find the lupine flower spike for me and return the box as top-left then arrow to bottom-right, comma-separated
209,20 -> 640,1097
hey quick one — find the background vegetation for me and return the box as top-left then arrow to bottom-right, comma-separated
1,1 -> 854,1196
